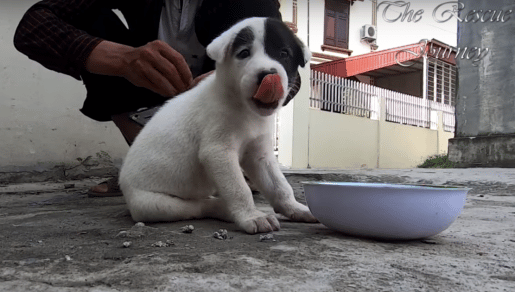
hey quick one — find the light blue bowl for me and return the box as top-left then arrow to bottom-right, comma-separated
303,182 -> 470,240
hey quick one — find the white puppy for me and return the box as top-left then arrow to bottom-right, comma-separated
119,17 -> 317,234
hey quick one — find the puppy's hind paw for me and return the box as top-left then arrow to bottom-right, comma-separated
276,202 -> 319,223
237,211 -> 280,234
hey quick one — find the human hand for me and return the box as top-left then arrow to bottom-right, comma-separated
188,71 -> 214,90
121,40 -> 193,97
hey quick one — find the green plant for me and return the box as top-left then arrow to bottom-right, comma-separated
418,154 -> 456,168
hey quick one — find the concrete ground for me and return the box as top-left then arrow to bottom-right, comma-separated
0,168 -> 514,292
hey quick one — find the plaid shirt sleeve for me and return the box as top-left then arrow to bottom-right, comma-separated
13,0 -> 122,80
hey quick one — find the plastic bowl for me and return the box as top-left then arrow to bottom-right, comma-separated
303,182 -> 470,240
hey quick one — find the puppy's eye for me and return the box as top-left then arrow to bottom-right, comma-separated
237,49 -> 250,59
280,49 -> 290,58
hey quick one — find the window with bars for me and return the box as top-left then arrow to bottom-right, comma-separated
427,58 -> 457,106
324,0 -> 350,49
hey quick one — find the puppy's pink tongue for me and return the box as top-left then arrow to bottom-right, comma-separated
253,74 -> 284,104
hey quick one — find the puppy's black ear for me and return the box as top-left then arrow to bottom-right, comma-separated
283,32 -> 309,106
283,71 -> 301,107
294,36 -> 311,68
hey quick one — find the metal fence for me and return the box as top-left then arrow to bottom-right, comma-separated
309,70 -> 455,132
310,70 -> 379,119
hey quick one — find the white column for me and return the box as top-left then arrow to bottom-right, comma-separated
290,0 -> 311,169
422,55 -> 428,99
277,0 -> 295,168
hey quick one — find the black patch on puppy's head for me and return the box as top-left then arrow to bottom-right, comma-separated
231,27 -> 255,56
264,18 -> 307,106
195,0 -> 282,48
195,0 -> 283,73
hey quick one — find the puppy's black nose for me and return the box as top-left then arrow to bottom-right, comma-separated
257,68 -> 278,85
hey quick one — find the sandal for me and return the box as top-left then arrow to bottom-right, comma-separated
87,177 -> 123,197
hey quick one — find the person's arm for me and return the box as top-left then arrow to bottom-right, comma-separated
13,0 -> 121,80
86,39 -> 193,97
14,0 -> 193,97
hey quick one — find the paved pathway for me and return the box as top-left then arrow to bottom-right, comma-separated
0,168 -> 514,292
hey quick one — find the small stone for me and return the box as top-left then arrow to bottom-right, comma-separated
181,225 -> 195,233
151,241 -> 166,247
65,255 -> 72,261
213,229 -> 228,240
116,231 -> 128,238
122,224 -> 157,239
259,233 -> 276,242
135,222 -> 145,227
64,183 -> 75,189
478,194 -> 484,197
151,240 -> 174,247
122,241 -> 132,248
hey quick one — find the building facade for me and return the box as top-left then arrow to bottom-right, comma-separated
448,0 -> 515,167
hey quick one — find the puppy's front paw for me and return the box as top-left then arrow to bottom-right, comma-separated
275,202 -> 319,223
236,211 -> 280,234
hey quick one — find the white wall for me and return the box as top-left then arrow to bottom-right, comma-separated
376,1 -> 457,48
308,106 -> 454,169
1,1 -> 128,169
